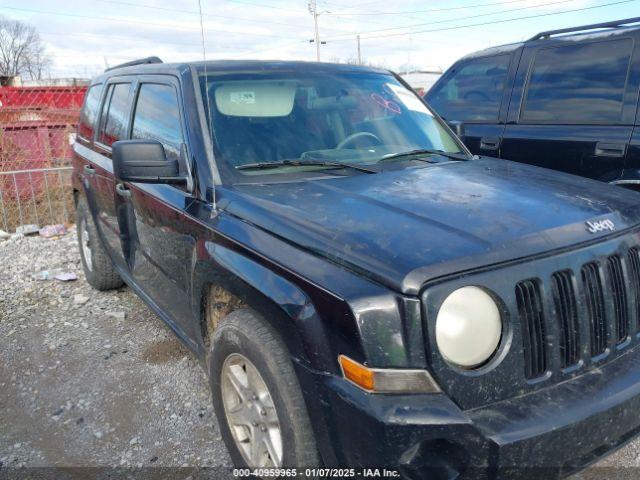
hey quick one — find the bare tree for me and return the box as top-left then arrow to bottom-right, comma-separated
0,16 -> 51,80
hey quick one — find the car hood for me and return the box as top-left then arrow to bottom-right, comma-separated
219,158 -> 640,294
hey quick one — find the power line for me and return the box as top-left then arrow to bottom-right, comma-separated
92,0 -> 353,34
325,0 -> 580,39
0,4 -> 305,40
28,0 -> 638,70
220,0 -> 302,13
40,28 -> 310,51
324,0 -> 583,15
42,36 -> 308,63
0,5 -> 196,31
321,0 -> 566,30
40,30 -> 201,48
320,0 -> 441,27
341,0 -> 637,40
321,0 -> 421,23
324,0 -> 392,8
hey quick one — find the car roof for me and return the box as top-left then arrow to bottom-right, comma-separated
90,59 -> 392,84
457,42 -> 524,62
456,17 -> 640,63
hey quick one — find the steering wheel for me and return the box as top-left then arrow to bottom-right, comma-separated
337,132 -> 383,150
463,90 -> 490,102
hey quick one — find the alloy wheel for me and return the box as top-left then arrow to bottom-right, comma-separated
220,353 -> 283,467
79,218 -> 93,272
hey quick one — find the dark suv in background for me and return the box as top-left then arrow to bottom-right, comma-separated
426,17 -> 640,187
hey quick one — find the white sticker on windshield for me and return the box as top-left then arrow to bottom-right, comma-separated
386,83 -> 432,115
230,91 -> 256,105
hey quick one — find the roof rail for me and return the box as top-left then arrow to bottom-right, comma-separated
528,17 -> 640,41
105,56 -> 163,72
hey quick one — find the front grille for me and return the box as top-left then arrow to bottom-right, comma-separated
607,256 -> 629,344
551,271 -> 579,368
628,247 -> 640,330
582,262 -> 607,356
516,250 -> 638,379
516,280 -> 547,379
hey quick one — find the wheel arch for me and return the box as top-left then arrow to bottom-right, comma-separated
190,241 -> 335,372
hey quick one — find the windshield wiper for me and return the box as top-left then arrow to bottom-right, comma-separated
379,148 -> 471,163
236,159 -> 376,174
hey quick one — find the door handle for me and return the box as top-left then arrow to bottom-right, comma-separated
480,137 -> 500,150
595,142 -> 626,158
115,183 -> 131,198
83,164 -> 96,175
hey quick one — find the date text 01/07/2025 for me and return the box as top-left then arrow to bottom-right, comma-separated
232,468 -> 401,477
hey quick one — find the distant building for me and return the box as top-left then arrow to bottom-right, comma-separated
0,75 -> 22,87
0,75 -> 89,87
400,69 -> 443,96
22,77 -> 90,87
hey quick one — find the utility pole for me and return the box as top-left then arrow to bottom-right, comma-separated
357,34 -> 362,65
309,0 -> 321,62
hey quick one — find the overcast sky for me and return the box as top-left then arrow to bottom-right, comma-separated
2,0 -> 638,78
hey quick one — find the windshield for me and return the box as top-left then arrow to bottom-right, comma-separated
199,69 -> 464,180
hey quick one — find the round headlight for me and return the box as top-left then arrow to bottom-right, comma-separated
435,286 -> 502,368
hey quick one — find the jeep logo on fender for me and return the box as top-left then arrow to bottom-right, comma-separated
586,219 -> 615,234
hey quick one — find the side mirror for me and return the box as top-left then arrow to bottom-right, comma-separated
112,140 -> 186,184
447,120 -> 465,140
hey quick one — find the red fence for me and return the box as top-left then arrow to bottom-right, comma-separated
0,86 -> 86,171
0,85 -> 86,231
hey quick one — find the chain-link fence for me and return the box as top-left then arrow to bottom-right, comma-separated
0,167 -> 74,232
0,85 -> 85,232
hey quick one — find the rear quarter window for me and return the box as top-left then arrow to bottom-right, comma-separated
78,84 -> 103,141
427,54 -> 511,122
521,38 -> 633,124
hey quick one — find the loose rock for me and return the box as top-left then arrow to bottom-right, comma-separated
106,311 -> 125,321
15,224 -> 39,236
74,294 -> 89,305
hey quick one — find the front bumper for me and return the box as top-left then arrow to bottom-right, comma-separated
296,344 -> 640,479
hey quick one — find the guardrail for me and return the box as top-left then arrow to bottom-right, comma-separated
0,166 -> 73,233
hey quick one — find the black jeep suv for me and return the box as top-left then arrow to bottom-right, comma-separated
74,57 -> 640,478
426,17 -> 640,187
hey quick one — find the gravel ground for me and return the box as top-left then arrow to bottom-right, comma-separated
0,227 -> 231,477
1,227 -> 640,479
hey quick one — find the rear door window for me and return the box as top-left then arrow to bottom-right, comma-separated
98,83 -> 131,147
428,54 -> 511,122
521,39 -> 633,124
78,83 -> 103,141
131,83 -> 183,162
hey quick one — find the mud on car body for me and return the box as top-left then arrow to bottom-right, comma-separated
72,57 -> 640,479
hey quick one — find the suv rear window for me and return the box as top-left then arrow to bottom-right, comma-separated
131,83 -> 183,163
521,39 -> 633,124
78,83 -> 103,140
427,54 -> 510,122
98,83 -> 131,147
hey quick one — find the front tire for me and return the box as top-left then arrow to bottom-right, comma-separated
209,309 -> 319,468
76,195 -> 123,291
